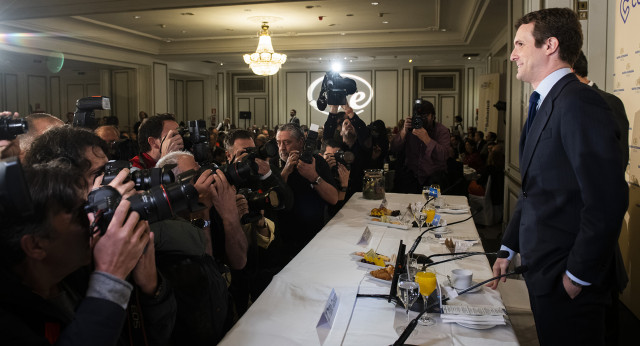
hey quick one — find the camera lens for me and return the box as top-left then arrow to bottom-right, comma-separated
128,181 -> 199,223
131,167 -> 175,190
0,117 -> 28,140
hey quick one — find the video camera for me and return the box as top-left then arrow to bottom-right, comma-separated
0,116 -> 28,140
102,160 -> 175,190
73,96 -> 111,130
85,176 -> 200,236
300,124 -> 320,164
316,71 -> 357,111
179,119 -> 212,164
0,158 -> 32,217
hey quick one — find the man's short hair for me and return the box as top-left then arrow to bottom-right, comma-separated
24,126 -> 109,173
321,138 -> 342,153
573,51 -> 588,78
156,150 -> 193,177
95,125 -> 120,141
415,99 -> 436,116
137,113 -> 176,153
277,123 -> 305,141
224,129 -> 254,152
18,113 -> 63,152
476,131 -> 484,139
487,132 -> 497,142
0,160 -> 87,265
516,8 -> 583,66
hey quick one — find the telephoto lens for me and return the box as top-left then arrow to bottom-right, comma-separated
0,117 -> 28,140
85,180 -> 200,235
102,160 -> 175,190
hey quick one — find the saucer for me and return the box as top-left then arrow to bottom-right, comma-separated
455,281 -> 482,294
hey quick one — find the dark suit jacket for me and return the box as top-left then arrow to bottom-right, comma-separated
592,83 -> 629,170
502,73 -> 628,296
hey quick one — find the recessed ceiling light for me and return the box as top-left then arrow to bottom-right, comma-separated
349,59 -> 353,62
329,23 -> 336,26
160,24 -> 167,28
382,21 -> 389,24
441,28 -> 447,32
467,57 -> 472,60
133,15 -> 141,19
343,57 -> 347,60
409,59 -> 413,63
181,30 -> 187,34
220,62 -> 224,66
372,2 -> 379,5
340,32 -> 346,35
319,57 -> 322,60
181,12 -> 194,16
164,38 -> 172,42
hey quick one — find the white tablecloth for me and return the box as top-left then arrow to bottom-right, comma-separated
220,193 -> 519,345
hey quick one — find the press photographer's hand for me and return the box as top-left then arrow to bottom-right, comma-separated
91,200 -> 151,281
297,156 -> 318,182
160,129 -> 184,156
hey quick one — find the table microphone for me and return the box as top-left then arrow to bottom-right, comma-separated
416,249 -> 509,265
423,250 -> 509,268
392,265 -> 529,346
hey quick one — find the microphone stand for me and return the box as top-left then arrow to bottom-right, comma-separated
392,266 -> 529,346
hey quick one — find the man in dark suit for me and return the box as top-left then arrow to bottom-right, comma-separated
488,8 -> 628,345
572,50 -> 630,171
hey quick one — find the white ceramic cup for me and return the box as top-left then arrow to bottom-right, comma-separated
451,269 -> 473,289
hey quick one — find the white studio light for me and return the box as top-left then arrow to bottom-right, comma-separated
331,62 -> 342,72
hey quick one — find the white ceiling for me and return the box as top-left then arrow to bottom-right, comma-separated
0,0 -> 508,70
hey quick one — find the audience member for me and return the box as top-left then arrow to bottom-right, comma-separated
390,99 -> 450,193
289,109 -> 300,125
131,113 -> 184,169
462,138 -> 484,172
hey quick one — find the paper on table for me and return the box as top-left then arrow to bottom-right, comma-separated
441,304 -> 506,325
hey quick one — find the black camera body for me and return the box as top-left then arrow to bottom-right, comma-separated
316,71 -> 357,111
179,119 -> 212,164
412,99 -> 427,130
73,96 -> 111,130
237,186 -> 286,224
333,150 -> 354,168
0,117 -> 28,140
85,178 -> 200,236
244,138 -> 278,161
178,159 -> 260,189
0,157 -> 32,217
300,124 -> 320,164
102,160 -> 175,190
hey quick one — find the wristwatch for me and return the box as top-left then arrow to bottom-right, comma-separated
310,176 -> 322,188
191,218 -> 211,229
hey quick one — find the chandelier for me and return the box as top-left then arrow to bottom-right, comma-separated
243,22 -> 287,76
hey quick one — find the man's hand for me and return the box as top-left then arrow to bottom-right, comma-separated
343,104 -> 355,119
255,158 -> 271,176
193,168 -> 215,209
281,150 -> 300,179
323,152 -> 337,168
337,163 -> 350,187
132,231 -> 159,296
297,156 -> 318,182
91,200 -> 150,281
487,258 -> 511,290
160,129 -> 184,157
209,169 -> 239,218
412,127 -> 431,145
329,105 -> 339,114
562,273 -> 582,299
94,168 -> 136,199
371,145 -> 382,160
236,194 -> 249,220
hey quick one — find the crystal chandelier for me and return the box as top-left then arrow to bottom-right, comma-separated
243,22 -> 287,76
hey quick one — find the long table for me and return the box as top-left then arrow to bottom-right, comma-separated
220,193 -> 519,345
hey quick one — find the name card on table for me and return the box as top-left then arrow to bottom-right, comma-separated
316,288 -> 340,344
357,226 -> 372,245
431,214 -> 442,227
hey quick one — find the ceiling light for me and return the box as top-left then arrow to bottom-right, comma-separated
372,2 -> 379,5
409,59 -> 413,63
467,57 -> 471,60
133,15 -> 141,19
382,21 -> 389,24
441,28 -> 447,32
243,22 -> 287,76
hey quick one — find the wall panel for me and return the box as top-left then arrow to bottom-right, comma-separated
186,80 -> 204,121
285,72 -> 307,124
27,75 -> 46,113
153,62 -> 168,114
113,71 -> 130,127
374,70 -> 398,129
49,76 -> 61,117
254,97 -> 267,128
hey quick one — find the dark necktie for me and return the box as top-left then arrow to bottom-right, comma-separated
525,91 -> 540,134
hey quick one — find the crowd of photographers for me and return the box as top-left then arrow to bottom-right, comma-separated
0,70 -> 503,344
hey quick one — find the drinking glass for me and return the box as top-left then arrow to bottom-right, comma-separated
411,202 -> 427,231
421,186 -> 429,201
414,271 -> 437,326
396,273 -> 420,334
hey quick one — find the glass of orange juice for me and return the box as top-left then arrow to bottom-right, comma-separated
414,271 -> 437,326
422,207 -> 436,224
